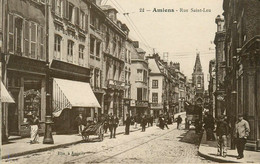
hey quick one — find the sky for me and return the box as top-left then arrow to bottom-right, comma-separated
101,0 -> 224,89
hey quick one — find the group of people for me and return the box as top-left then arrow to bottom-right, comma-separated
203,113 -> 250,160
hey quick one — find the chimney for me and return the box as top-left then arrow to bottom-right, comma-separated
133,41 -> 139,48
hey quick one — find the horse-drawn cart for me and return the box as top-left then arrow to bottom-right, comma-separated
81,122 -> 104,142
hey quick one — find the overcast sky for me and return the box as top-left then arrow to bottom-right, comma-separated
102,0 -> 224,89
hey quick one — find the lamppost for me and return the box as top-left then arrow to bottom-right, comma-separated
43,1 -> 54,144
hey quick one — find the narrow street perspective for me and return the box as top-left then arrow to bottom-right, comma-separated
1,0 -> 260,163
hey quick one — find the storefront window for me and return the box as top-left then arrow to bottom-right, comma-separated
24,80 -> 41,119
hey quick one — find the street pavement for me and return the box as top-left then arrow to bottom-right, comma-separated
199,130 -> 260,163
2,118 -> 211,163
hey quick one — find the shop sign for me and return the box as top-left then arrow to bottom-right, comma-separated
124,99 -> 130,105
24,89 -> 41,116
130,100 -> 136,106
136,100 -> 148,107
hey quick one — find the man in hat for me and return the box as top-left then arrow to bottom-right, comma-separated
234,114 -> 250,159
216,115 -> 229,157
75,113 -> 84,135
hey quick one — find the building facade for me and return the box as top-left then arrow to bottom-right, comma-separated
214,15 -> 226,117
130,42 -> 149,117
208,59 -> 216,117
223,0 -> 260,150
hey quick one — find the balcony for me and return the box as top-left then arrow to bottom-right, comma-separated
107,79 -> 125,90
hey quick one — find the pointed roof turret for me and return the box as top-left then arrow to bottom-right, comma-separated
193,52 -> 202,73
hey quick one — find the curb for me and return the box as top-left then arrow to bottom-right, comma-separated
198,147 -> 239,163
2,127 -> 141,159
198,132 -> 239,163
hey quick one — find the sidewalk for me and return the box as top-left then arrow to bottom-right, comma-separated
1,125 -> 141,159
198,131 -> 260,163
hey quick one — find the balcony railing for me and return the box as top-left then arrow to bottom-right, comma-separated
107,79 -> 125,90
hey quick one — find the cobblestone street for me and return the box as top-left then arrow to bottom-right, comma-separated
3,124 -> 212,164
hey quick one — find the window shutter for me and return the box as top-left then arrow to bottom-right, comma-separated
8,14 -> 14,54
23,20 -> 30,57
85,14 -> 88,32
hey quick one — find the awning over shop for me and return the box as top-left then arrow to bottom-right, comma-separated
1,81 -> 15,103
52,78 -> 101,117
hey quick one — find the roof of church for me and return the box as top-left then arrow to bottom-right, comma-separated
193,52 -> 203,73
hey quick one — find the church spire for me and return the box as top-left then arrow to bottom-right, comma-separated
193,52 -> 202,73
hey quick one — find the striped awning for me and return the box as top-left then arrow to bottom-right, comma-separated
1,81 -> 15,103
52,78 -> 101,117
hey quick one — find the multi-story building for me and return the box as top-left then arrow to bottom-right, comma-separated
214,15 -> 226,117
48,0 -> 100,133
123,37 -> 133,119
99,5 -> 129,122
177,71 -> 186,112
1,0 -> 48,137
192,52 -> 205,106
208,59 -> 216,117
130,42 -> 149,117
223,0 -> 260,150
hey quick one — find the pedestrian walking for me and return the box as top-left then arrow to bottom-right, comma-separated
204,113 -> 216,141
134,115 -> 138,129
150,115 -> 154,126
176,115 -> 182,129
112,115 -> 119,138
108,113 -> 114,138
75,113 -> 84,135
104,114 -> 109,133
163,115 -> 169,129
125,114 -> 131,135
27,112 -> 40,144
141,115 -> 147,132
158,114 -> 164,130
216,115 -> 229,157
234,114 -> 250,159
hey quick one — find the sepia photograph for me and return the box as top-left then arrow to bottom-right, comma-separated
0,0 -> 259,163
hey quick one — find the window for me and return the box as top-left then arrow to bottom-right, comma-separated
143,88 -> 147,101
54,35 -> 62,59
112,36 -> 116,54
125,49 -> 127,62
8,14 -> 14,53
152,93 -> 158,103
68,3 -> 74,22
90,37 -> 95,55
74,7 -> 79,25
137,69 -> 143,81
152,80 -> 158,88
197,76 -> 201,88
79,10 -> 85,29
106,32 -> 109,49
79,45 -> 84,59
94,69 -> 100,89
67,40 -> 73,56
56,0 -> 62,16
118,40 -> 121,57
128,51 -> 131,63
30,22 -> 37,58
143,70 -> 147,83
96,42 -> 101,58
137,88 -> 142,100
90,13 -> 95,27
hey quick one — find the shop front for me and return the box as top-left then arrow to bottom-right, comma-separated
6,55 -> 47,137
52,78 -> 101,134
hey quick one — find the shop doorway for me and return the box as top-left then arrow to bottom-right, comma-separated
8,89 -> 19,135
